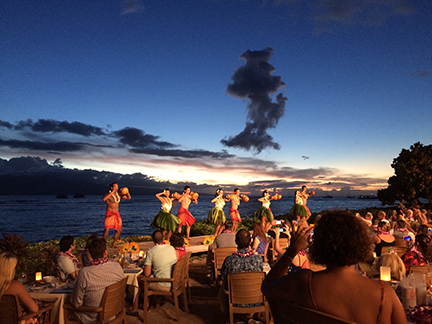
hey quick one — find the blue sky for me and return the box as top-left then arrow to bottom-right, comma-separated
1,0 -> 431,194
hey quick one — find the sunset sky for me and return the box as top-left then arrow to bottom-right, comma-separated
1,0 -> 431,194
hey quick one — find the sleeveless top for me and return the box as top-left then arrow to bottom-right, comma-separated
374,238 -> 395,256
308,272 -> 385,324
215,198 -> 225,209
161,202 -> 172,212
262,201 -> 270,208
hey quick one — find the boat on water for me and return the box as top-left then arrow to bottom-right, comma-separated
358,194 -> 377,199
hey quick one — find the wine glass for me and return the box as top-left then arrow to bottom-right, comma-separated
18,272 -> 27,284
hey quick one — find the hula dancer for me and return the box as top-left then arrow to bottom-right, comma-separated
151,189 -> 180,241
290,185 -> 314,221
228,188 -> 248,232
177,185 -> 197,240
253,190 -> 278,227
102,183 -> 131,248
208,188 -> 230,236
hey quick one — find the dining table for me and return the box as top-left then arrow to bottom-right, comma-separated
27,266 -> 143,324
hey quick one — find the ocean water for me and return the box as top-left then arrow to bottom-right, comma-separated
0,195 -> 392,243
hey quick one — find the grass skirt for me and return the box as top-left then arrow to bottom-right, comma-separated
253,207 -> 274,223
207,207 -> 226,225
151,210 -> 180,232
290,204 -> 308,218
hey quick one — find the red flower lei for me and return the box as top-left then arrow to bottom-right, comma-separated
89,257 -> 110,266
233,249 -> 255,258
57,251 -> 80,265
223,230 -> 234,234
174,246 -> 186,252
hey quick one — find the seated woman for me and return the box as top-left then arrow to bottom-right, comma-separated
262,210 -> 406,324
252,222 -> 269,257
0,252 -> 39,315
374,221 -> 396,256
373,253 -> 406,281
169,232 -> 187,261
401,233 -> 430,273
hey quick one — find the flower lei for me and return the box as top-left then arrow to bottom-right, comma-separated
57,251 -> 80,265
89,257 -> 110,266
174,246 -> 186,252
233,249 -> 255,258
378,231 -> 391,235
223,229 -> 234,234
155,241 -> 166,246
397,228 -> 408,232
110,191 -> 120,203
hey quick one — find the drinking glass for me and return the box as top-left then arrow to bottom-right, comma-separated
18,272 -> 27,284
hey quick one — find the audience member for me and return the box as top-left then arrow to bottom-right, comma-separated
272,226 -> 309,271
374,221 -> 395,256
0,252 -> 38,314
392,219 -> 415,242
57,235 -> 80,280
69,238 -> 124,323
252,222 -> 269,255
373,253 -> 406,281
417,224 -> 430,236
401,234 -> 430,273
262,210 -> 406,324
170,232 -> 186,261
80,233 -> 99,267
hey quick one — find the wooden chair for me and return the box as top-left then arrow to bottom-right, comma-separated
213,247 -> 237,285
226,272 -> 270,324
394,236 -> 410,248
64,277 -> 127,324
0,294 -> 54,324
139,253 -> 189,323
183,252 -> 192,301
271,237 -> 289,262
269,300 -> 356,324
381,246 -> 407,257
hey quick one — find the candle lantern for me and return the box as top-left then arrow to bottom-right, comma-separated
380,266 -> 391,281
139,250 -> 144,257
35,272 -> 42,281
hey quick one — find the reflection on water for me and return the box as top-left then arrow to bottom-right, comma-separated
0,195 -> 390,243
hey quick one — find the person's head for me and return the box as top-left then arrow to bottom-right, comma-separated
0,252 -> 18,298
406,209 -> 413,218
59,235 -> 75,252
234,188 -> 240,195
378,221 -> 390,232
309,210 -> 374,268
377,211 -> 386,221
415,234 -> 431,255
88,238 -> 107,259
365,212 -> 373,221
224,220 -> 234,231
235,229 -> 252,249
85,233 -> 99,249
184,185 -> 191,193
109,183 -> 118,191
169,232 -> 185,248
262,190 -> 269,197
397,219 -> 407,229
301,185 -> 307,192
253,222 -> 266,241
417,224 -> 429,235
164,188 -> 170,197
373,253 -> 406,281
152,230 -> 164,244
215,188 -> 223,197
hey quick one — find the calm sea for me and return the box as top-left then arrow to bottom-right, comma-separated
0,195 -> 392,243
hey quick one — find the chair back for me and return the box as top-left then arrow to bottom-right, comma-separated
259,241 -> 270,263
99,277 -> 127,321
270,300 -> 356,324
394,236 -> 409,248
381,246 -> 407,257
214,247 -> 237,280
172,255 -> 187,292
0,295 -> 20,324
228,271 -> 266,306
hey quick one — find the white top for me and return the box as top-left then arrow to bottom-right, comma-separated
57,254 -> 78,278
161,202 -> 172,212
144,244 -> 178,287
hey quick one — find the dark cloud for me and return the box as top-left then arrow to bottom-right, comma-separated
0,120 -> 13,129
113,127 -> 177,149
121,0 -> 144,15
0,139 -> 86,152
14,119 -> 106,137
312,0 -> 413,31
222,48 -> 287,153
130,148 -> 234,159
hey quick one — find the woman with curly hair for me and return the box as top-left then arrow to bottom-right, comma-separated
207,188 -> 230,236
151,188 -> 180,241
0,252 -> 39,315
169,232 -> 187,261
262,210 -> 406,324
